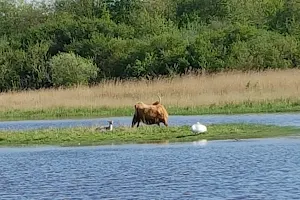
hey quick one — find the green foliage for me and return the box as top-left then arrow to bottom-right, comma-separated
54,0 -> 108,18
268,0 -> 300,37
175,0 -> 230,26
0,37 -> 51,91
227,0 -> 284,27
0,0 -> 300,91
228,30 -> 299,70
187,23 -> 300,72
0,0 -> 50,37
49,52 -> 98,87
0,37 -> 20,91
125,31 -> 190,77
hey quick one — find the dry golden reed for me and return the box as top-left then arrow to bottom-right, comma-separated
0,69 -> 300,111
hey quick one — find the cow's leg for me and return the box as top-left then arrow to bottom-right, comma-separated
132,121 -> 137,128
137,118 -> 141,127
131,120 -> 136,128
162,119 -> 168,127
131,115 -> 137,128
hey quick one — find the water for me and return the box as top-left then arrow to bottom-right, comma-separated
1,138 -> 300,199
0,113 -> 300,199
0,113 -> 300,131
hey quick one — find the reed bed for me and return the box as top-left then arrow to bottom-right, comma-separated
1,69 -> 300,111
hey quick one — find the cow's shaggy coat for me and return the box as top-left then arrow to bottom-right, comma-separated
131,96 -> 169,128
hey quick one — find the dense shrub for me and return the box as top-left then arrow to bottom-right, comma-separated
228,31 -> 299,70
49,52 -> 98,87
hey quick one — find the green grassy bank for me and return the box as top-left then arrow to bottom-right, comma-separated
1,99 -> 300,121
0,124 -> 299,147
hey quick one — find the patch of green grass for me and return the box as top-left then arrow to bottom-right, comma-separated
0,124 -> 299,147
1,99 -> 300,121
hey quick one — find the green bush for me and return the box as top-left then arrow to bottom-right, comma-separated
49,52 -> 98,87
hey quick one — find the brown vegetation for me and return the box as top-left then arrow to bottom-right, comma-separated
0,69 -> 300,111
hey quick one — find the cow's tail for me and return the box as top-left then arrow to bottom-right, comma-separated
157,94 -> 161,104
152,94 -> 162,105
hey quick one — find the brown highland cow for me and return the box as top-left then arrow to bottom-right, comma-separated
131,95 -> 169,128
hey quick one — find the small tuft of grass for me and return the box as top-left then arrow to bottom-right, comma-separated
0,123 -> 299,147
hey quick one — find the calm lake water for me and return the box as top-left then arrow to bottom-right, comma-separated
1,113 -> 300,130
1,138 -> 300,199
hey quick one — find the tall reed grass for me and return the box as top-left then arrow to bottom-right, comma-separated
0,69 -> 300,111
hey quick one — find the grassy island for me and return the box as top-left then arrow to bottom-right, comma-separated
0,124 -> 299,147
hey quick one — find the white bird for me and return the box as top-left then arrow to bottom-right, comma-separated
191,122 -> 207,134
